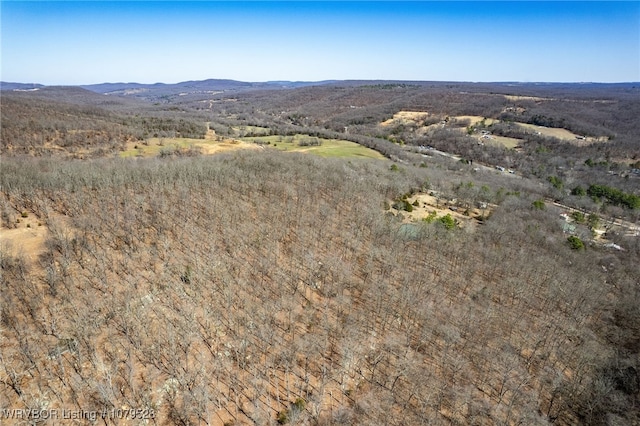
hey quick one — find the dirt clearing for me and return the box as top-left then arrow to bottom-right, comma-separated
381,111 -> 432,126
0,213 -> 47,264
388,191 -> 493,232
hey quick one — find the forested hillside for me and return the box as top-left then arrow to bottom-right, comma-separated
1,81 -> 639,425
1,88 -> 207,158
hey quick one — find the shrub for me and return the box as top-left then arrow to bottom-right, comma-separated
571,211 -> 586,223
438,214 -> 457,230
159,148 -> 174,158
422,211 -> 438,224
571,186 -> 586,196
567,236 -> 585,250
587,184 -> 640,209
298,137 -> 322,147
532,199 -> 546,210
180,266 -> 192,284
548,176 -> 563,190
392,200 -> 413,212
277,411 -> 288,424
277,398 -> 306,424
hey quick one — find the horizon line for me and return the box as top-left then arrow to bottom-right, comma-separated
3,78 -> 640,87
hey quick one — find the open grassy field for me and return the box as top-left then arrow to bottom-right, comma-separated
514,122 -> 583,141
454,115 -> 499,126
120,137 -> 261,158
515,123 -> 610,144
241,134 -> 387,159
504,94 -> 554,102
487,135 -> 522,149
120,135 -> 386,159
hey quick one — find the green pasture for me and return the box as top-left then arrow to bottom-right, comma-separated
119,135 -> 386,160
241,134 -> 386,159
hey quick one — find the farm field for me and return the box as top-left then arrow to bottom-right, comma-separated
454,115 -> 498,126
514,122 -> 582,140
382,111 -> 499,129
420,114 -> 606,147
120,135 -> 386,159
120,137 -> 261,158
482,135 -> 522,149
241,134 -> 387,159
513,122 -> 608,143
379,110 -> 610,149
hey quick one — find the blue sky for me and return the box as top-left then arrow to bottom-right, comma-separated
1,1 -> 638,84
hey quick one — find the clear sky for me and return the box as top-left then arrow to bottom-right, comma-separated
1,1 -> 639,84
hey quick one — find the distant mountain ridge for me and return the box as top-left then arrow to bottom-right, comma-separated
78,79 -> 337,97
1,82 -> 46,91
2,79 -> 638,103
0,79 -> 338,101
80,79 -> 253,95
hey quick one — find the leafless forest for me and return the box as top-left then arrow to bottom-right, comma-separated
1,81 -> 639,425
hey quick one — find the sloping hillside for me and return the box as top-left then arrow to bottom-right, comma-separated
1,90 -> 206,157
2,152 -> 638,425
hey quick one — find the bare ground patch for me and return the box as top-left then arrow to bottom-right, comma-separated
388,191 -> 493,230
381,111 -> 432,126
195,139 -> 263,155
0,213 -> 48,264
0,207 -> 74,269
